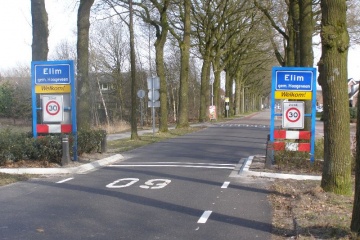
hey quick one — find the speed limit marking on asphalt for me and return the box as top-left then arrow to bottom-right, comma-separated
42,95 -> 64,122
282,101 -> 304,129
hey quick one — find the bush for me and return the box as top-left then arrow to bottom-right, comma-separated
0,129 -> 107,166
77,129 -> 107,155
350,107 -> 357,120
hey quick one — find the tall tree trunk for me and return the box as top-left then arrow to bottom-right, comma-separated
31,0 -> 49,61
299,0 -> 314,130
77,0 -> 94,130
129,0 -> 139,139
199,54 -> 211,122
318,0 -> 351,195
212,58 -> 222,118
234,69 -> 242,115
286,0 -> 297,66
177,0 -> 191,128
154,1 -> 170,133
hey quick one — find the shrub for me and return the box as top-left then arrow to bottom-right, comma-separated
0,129 -> 106,166
350,107 -> 357,121
74,129 -> 107,155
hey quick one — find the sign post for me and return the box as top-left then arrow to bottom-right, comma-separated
147,77 -> 160,136
31,60 -> 77,160
270,67 -> 317,162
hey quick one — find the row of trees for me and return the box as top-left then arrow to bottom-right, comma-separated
27,0 -> 360,234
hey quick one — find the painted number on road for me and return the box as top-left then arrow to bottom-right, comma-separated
106,178 -> 171,189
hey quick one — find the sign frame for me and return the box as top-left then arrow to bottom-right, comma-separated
31,60 -> 78,160
270,67 -> 317,162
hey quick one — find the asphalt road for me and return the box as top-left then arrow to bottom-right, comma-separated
0,113 -> 274,240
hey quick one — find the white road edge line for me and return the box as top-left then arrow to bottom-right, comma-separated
221,181 -> 230,188
198,211 -> 212,224
56,178 -> 74,184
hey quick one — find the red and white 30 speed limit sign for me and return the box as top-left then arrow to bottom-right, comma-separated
282,101 -> 304,129
42,95 -> 64,122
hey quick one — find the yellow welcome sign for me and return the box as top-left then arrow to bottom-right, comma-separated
274,91 -> 312,100
35,85 -> 71,93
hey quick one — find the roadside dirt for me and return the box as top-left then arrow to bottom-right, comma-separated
250,155 -> 355,239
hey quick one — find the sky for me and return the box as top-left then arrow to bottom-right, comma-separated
0,1 -> 360,80
0,0 -> 77,73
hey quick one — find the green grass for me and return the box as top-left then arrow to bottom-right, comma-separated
108,127 -> 204,153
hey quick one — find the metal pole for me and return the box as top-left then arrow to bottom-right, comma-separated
152,78 -> 155,136
61,135 -> 70,166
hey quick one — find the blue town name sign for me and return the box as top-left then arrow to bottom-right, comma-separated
274,68 -> 314,91
33,62 -> 72,85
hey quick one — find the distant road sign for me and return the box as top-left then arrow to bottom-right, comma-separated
137,90 -> 145,98
148,90 -> 160,101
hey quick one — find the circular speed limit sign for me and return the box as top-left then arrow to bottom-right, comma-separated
286,107 -> 300,122
42,95 -> 64,122
46,101 -> 60,115
282,101 -> 304,129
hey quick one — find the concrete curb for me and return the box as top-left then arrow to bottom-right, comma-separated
236,156 -> 322,181
0,154 -> 124,175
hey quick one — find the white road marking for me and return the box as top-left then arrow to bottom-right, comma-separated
198,211 -> 212,224
221,181 -> 230,188
56,178 -> 74,183
109,164 -> 234,169
108,162 -> 235,170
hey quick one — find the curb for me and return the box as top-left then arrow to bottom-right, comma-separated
234,156 -> 322,181
0,154 -> 124,175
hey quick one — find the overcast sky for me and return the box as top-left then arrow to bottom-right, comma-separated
0,1 -> 359,80
0,0 -> 77,72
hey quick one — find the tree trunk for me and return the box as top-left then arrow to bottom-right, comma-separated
318,0 -> 352,195
299,0 -> 314,131
286,0 -> 297,66
177,0 -> 191,128
31,0 -> 49,61
199,54 -> 211,122
129,0 -> 139,139
154,2 -> 169,133
77,0 -> 94,130
234,69 -> 242,115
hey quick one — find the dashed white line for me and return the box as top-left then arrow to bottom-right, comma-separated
56,178 -> 74,184
221,181 -> 230,188
198,211 -> 212,224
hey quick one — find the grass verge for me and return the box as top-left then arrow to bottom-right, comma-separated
107,127 -> 204,153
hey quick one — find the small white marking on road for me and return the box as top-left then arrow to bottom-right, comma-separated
221,181 -> 230,188
198,210 -> 212,224
56,178 -> 74,184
